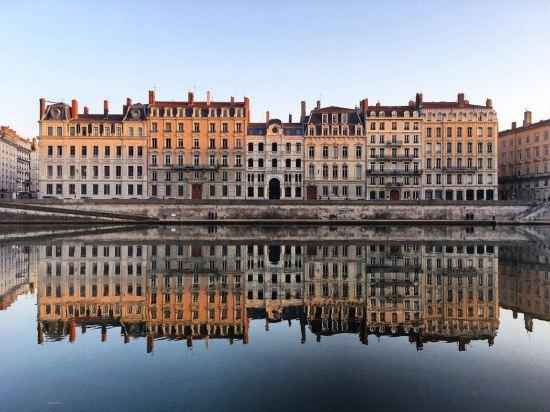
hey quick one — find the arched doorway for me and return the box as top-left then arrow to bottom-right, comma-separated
268,178 -> 281,200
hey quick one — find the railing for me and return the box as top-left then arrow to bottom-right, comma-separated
368,170 -> 421,176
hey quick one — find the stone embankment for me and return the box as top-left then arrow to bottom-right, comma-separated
0,199 -> 547,225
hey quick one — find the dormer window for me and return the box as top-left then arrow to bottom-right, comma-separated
370,111 -> 376,116
392,111 -> 397,117
193,108 -> 200,117
341,113 -> 348,123
222,109 -> 228,117
309,127 -> 315,135
331,113 -> 338,124
322,114 -> 328,124
104,125 -> 110,136
165,108 -> 171,117
209,108 -> 216,117
380,111 -> 385,117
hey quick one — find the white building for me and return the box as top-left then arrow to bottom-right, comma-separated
0,126 -> 32,198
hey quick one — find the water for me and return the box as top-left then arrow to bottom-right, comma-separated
1,225 -> 550,412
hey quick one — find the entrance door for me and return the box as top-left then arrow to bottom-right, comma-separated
306,185 -> 317,200
268,178 -> 281,200
390,190 -> 400,201
191,184 -> 203,200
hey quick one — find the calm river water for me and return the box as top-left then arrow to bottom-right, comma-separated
1,225 -> 550,412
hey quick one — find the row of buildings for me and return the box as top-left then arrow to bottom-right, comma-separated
0,126 -> 37,198
38,91 -> 502,202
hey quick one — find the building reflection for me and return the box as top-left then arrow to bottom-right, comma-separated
33,236 -> 505,352
0,244 -> 37,311
499,242 -> 550,332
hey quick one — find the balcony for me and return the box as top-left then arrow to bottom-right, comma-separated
368,169 -> 420,176
372,155 -> 415,161
442,167 -> 479,173
385,140 -> 403,147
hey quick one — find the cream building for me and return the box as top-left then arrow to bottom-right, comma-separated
421,93 -> 498,201
365,98 -> 423,200
246,114 -> 304,199
0,126 -> 32,198
498,110 -> 550,201
38,98 -> 148,199
304,102 -> 367,200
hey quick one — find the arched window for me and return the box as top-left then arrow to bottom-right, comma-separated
322,164 -> 329,179
332,165 -> 338,179
342,164 -> 348,179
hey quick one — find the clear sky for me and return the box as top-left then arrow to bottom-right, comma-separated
2,0 -> 550,138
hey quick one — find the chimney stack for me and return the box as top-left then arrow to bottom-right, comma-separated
71,99 -> 79,119
83,106 -> 89,115
523,110 -> 532,127
360,98 -> 369,113
486,98 -> 493,109
207,91 -> 211,105
188,91 -> 194,103
316,100 -> 321,110
104,100 -> 109,115
266,110 -> 270,123
39,98 -> 46,120
288,114 -> 292,123
415,92 -> 423,109
457,93 -> 465,107
230,96 -> 235,104
244,97 -> 250,118
300,101 -> 306,122
148,90 -> 155,105
512,122 -> 517,129
126,98 -> 132,108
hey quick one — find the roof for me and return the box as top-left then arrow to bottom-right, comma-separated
366,105 -> 418,117
307,106 -> 364,125
423,101 -> 487,110
499,118 -> 550,136
151,100 -> 246,108
247,121 -> 305,136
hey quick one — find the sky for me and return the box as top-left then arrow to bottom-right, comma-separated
2,0 -> 550,138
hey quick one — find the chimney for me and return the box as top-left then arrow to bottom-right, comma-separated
360,98 -> 369,113
148,90 -> 155,105
266,110 -> 270,123
415,92 -> 423,109
512,122 -> 517,129
408,100 -> 415,108
207,91 -> 211,105
316,100 -> 321,110
188,91 -> 194,103
486,98 -> 493,109
288,114 -> 292,123
71,99 -> 79,119
83,106 -> 89,115
244,97 -> 250,118
104,100 -> 109,115
39,98 -> 46,120
300,101 -> 306,122
230,96 -> 235,104
523,110 -> 532,127
457,93 -> 465,107
126,97 -> 132,108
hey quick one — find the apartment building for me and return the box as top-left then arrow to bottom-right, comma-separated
147,91 -> 249,199
246,114 -> 304,199
365,97 -> 423,201
304,101 -> 367,200
0,126 -> 32,198
421,93 -> 498,201
38,98 -> 148,199
498,110 -> 550,201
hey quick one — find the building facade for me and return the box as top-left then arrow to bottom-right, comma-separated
0,126 -> 32,198
246,115 -> 304,199
38,98 -> 148,199
304,102 -> 367,200
498,110 -> 550,201
421,93 -> 498,201
147,91 -> 248,200
365,97 -> 423,201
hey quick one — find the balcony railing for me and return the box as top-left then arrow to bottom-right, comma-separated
368,169 -> 421,176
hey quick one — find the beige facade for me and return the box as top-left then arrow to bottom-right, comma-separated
38,98 -> 148,199
498,110 -> 550,201
0,126 -> 32,198
421,93 -> 498,201
304,102 -> 367,200
365,98 -> 423,200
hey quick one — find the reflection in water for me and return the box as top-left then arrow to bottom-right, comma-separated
31,233 -> 508,352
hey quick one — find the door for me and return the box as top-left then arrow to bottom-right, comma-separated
268,178 -> 281,200
192,184 -> 202,200
306,185 -> 317,200
390,190 -> 400,201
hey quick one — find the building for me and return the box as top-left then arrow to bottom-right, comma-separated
421,93 -> 498,201
147,91 -> 249,199
38,98 -> 148,199
246,113 -> 304,199
498,110 -> 550,201
0,126 -> 32,198
304,101 -> 367,200
365,97 -> 423,200
0,244 -> 32,311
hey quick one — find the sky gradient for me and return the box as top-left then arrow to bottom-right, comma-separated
2,0 -> 550,138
